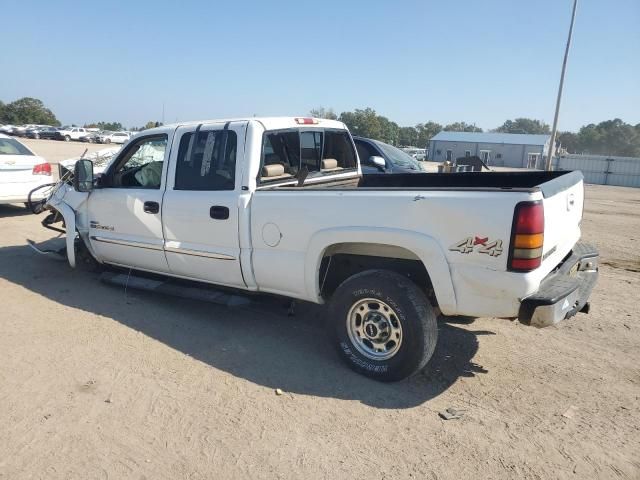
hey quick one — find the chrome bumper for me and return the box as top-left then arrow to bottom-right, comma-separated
518,243 -> 599,328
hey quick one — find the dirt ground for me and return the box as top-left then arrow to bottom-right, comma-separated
0,141 -> 638,479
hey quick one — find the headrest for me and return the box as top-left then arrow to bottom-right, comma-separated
321,158 -> 338,170
262,163 -> 285,177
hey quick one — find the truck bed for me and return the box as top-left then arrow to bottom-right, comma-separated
359,170 -> 582,197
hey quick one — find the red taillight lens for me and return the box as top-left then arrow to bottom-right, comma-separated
32,162 -> 52,176
509,201 -> 544,272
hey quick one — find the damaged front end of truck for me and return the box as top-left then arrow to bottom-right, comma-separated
27,148 -> 119,267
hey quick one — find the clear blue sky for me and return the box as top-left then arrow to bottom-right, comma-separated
2,0 -> 638,131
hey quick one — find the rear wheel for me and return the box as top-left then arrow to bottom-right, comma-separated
328,269 -> 437,382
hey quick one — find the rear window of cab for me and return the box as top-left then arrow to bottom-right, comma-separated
259,128 -> 356,184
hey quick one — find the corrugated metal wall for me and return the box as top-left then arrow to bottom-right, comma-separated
552,154 -> 640,188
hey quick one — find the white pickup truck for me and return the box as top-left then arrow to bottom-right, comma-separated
38,117 -> 598,381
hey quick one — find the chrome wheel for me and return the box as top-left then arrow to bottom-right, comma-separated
346,298 -> 403,360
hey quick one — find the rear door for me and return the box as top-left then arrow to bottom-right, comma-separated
161,121 -> 246,288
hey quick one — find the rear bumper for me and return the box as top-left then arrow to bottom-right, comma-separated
518,242 -> 599,327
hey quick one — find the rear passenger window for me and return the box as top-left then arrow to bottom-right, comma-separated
175,130 -> 237,190
260,129 -> 356,183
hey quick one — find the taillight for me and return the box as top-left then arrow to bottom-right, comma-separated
509,201 -> 544,272
32,162 -> 52,176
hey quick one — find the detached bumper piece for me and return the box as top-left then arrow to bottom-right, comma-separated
519,242 -> 599,328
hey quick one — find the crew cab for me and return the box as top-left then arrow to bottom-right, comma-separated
38,117 -> 598,381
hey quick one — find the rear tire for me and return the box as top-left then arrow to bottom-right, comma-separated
328,269 -> 437,382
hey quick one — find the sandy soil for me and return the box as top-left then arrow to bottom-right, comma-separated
0,143 -> 638,479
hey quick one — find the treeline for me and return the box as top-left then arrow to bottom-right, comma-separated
312,107 -> 640,157
0,97 -> 161,132
2,97 -> 638,156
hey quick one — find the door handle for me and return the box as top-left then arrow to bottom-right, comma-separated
210,205 -> 229,220
143,201 -> 160,214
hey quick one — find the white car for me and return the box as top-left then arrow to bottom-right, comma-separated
0,134 -> 52,205
40,117 -> 598,381
98,132 -> 130,144
56,127 -> 89,142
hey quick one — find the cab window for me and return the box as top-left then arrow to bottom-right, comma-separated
259,129 -> 356,183
175,129 -> 237,191
110,135 -> 167,189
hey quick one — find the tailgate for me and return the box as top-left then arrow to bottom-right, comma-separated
540,171 -> 584,269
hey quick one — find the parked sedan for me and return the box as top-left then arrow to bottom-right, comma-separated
25,125 -> 54,139
0,134 -> 52,205
80,131 -> 98,143
353,136 -> 424,174
38,127 -> 63,140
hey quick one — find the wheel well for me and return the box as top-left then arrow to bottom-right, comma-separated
319,244 -> 437,307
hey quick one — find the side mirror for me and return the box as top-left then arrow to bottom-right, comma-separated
369,156 -> 386,171
73,159 -> 94,192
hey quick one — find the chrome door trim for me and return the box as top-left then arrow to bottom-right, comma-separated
164,245 -> 236,261
90,236 -> 164,251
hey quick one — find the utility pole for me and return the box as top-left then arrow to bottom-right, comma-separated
546,0 -> 578,171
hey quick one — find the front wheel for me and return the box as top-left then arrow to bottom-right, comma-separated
328,269 -> 437,382
64,135 -> 71,142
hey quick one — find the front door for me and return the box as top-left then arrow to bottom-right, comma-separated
161,122 -> 246,288
87,130 -> 173,273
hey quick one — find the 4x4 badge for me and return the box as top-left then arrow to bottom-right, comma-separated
449,236 -> 503,257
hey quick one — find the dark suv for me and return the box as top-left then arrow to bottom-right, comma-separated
353,136 -> 423,174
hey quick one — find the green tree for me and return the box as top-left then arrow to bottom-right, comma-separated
377,116 -> 399,144
143,121 -> 163,130
339,108 -> 382,139
558,131 -> 580,153
495,118 -> 550,134
309,107 -> 338,120
0,97 -> 60,125
444,121 -> 482,132
415,121 -> 443,147
96,121 -> 123,131
397,126 -> 418,147
574,119 -> 639,156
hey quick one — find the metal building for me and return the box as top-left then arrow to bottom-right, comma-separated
428,131 -> 551,169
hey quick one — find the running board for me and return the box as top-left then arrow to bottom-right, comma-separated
99,271 -> 252,307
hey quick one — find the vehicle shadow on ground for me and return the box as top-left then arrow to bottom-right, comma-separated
0,205 -> 31,217
0,241 -> 493,409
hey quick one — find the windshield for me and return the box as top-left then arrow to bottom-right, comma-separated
374,140 -> 421,170
0,138 -> 34,156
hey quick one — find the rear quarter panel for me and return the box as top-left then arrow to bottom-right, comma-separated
249,188 -> 539,314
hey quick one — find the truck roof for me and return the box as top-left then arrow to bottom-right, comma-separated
144,117 -> 347,134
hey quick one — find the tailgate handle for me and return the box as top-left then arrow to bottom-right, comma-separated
143,201 -> 160,214
210,205 -> 229,220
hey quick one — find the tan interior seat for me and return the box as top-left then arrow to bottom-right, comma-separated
321,158 -> 342,172
261,163 -> 293,181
